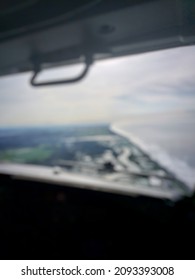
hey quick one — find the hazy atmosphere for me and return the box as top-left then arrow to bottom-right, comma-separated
0,45 -> 195,126
1,45 -> 195,188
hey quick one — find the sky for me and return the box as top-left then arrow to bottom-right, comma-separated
0,45 -> 195,126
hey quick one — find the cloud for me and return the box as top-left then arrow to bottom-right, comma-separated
0,45 -> 195,126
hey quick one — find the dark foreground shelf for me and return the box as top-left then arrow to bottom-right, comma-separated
0,173 -> 194,260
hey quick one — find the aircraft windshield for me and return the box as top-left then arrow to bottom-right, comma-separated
0,46 -> 195,194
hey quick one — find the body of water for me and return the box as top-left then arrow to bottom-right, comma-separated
112,111 -> 195,189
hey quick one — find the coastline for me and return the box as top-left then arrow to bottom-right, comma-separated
110,121 -> 195,190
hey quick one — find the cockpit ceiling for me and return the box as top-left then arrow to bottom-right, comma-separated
0,0 -> 194,77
